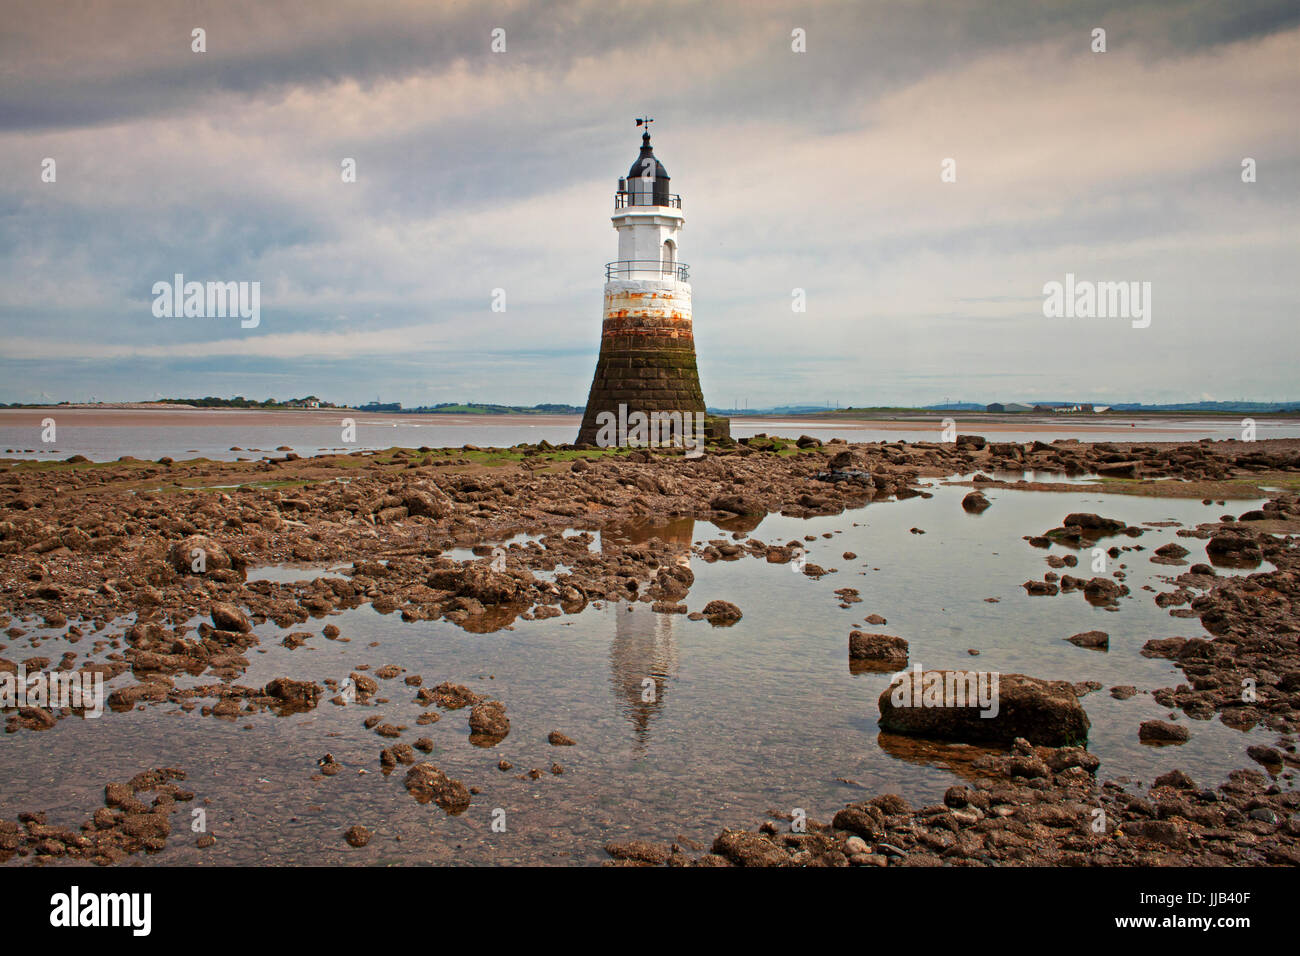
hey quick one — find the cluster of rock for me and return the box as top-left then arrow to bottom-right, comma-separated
0,768 -> 195,864
610,742 -> 1299,866
956,438 -> 1300,482
1136,535 -> 1300,736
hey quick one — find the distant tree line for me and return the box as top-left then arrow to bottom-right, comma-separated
394,402 -> 583,415
152,396 -> 334,408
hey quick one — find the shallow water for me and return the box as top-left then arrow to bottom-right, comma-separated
4,408 -> 1299,462
1,481 -> 1291,866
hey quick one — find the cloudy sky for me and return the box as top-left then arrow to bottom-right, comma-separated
2,0 -> 1297,408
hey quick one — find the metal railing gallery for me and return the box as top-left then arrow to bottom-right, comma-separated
605,260 -> 690,282
614,191 -> 683,209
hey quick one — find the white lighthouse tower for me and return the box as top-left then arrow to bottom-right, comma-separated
610,119 -> 686,281
577,120 -> 709,446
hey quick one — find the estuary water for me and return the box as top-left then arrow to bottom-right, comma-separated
3,407 -> 1298,462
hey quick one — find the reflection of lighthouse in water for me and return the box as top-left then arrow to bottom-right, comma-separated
605,518 -> 695,747
609,604 -> 679,746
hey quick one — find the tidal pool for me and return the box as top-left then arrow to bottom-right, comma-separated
1,480 -> 1289,866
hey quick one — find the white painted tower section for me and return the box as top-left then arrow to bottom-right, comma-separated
603,189 -> 692,329
611,207 -> 685,280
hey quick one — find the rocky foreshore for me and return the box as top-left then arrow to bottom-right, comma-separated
2,435 -> 1298,865
610,745 -> 1300,867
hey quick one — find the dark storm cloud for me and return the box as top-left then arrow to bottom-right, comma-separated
6,0 -> 1294,132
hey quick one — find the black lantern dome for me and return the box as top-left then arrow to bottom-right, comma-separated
627,130 -> 670,182
622,130 -> 672,206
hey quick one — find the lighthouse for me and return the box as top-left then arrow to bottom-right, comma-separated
576,121 -> 716,447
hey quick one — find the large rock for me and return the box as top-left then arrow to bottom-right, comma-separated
878,671 -> 1089,746
1138,719 -> 1189,744
1096,461 -> 1140,478
1045,513 -> 1129,545
467,700 -> 509,739
106,681 -> 170,710
1120,820 -> 1188,848
401,486 -> 453,518
604,840 -> 670,865
831,804 -> 884,840
849,632 -> 909,668
403,763 -> 471,814
1066,630 -> 1109,650
426,567 -> 533,605
1082,577 -> 1126,604
1206,534 -> 1263,563
701,600 -> 742,626
711,829 -> 789,866
1063,513 -> 1126,533
418,681 -> 480,709
263,677 -> 321,711
167,535 -> 232,574
708,495 -> 762,516
210,602 -> 251,633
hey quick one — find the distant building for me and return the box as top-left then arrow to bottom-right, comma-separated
981,402 -> 1116,414
1026,403 -> 1108,414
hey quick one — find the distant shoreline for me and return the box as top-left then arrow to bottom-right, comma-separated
5,403 -> 1299,419
789,408 -> 1300,419
0,402 -> 585,416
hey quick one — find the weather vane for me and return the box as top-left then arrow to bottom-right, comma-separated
636,116 -> 654,132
